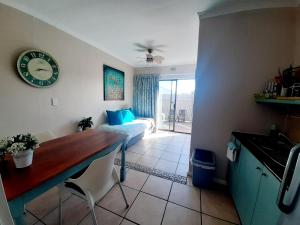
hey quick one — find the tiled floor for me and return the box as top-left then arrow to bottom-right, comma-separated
24,169 -> 240,225
117,131 -> 191,176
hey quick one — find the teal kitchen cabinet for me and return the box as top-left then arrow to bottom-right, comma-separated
234,146 -> 264,225
251,167 -> 281,225
229,140 -> 242,200
229,142 -> 281,225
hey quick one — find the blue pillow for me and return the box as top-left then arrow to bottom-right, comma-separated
121,109 -> 135,123
106,110 -> 124,125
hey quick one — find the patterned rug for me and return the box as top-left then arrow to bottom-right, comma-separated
114,158 -> 187,184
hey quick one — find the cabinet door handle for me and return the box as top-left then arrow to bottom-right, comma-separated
262,173 -> 268,177
256,166 -> 261,170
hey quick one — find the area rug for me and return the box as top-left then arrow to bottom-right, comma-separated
114,158 -> 187,184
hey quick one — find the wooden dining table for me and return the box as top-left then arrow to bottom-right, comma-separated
1,129 -> 127,225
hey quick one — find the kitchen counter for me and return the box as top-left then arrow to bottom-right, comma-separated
232,132 -> 293,181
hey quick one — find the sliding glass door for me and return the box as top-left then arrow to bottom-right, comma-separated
158,79 -> 195,134
158,80 -> 177,131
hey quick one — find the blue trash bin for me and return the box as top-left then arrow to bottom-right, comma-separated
191,148 -> 216,188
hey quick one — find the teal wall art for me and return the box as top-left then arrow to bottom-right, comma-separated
103,65 -> 125,101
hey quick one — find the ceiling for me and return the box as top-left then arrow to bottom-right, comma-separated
1,0 -> 298,67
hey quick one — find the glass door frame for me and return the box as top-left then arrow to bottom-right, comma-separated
158,79 -> 193,134
168,79 -> 177,132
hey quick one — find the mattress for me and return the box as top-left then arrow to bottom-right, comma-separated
98,118 -> 154,144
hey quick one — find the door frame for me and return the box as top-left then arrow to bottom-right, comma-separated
158,79 -> 193,134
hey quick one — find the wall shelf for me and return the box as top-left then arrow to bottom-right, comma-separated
255,97 -> 300,105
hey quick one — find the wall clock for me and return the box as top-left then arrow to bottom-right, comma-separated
17,50 -> 60,88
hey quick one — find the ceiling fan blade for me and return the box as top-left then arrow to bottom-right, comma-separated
136,56 -> 146,59
153,48 -> 164,53
134,43 -> 148,49
152,44 -> 167,48
135,49 -> 146,52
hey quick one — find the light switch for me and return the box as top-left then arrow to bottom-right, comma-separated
51,97 -> 59,106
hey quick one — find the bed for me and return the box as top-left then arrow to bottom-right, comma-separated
97,117 -> 155,148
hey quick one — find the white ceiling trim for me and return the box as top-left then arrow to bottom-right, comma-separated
0,0 -> 133,66
198,0 -> 299,19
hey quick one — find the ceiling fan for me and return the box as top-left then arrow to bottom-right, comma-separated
134,42 -> 165,64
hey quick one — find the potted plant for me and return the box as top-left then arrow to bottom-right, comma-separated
0,138 -> 9,169
78,117 -> 93,131
0,134 -> 39,168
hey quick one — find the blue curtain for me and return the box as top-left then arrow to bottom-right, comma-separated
133,74 -> 159,120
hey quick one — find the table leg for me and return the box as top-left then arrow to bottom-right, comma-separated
9,198 -> 25,225
120,144 -> 126,182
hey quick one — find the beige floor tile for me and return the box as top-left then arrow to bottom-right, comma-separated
122,169 -> 149,190
134,142 -> 150,149
126,152 -> 143,163
26,186 -> 71,219
169,140 -> 184,146
182,147 -> 191,155
42,194 -> 89,225
176,163 -> 189,176
128,145 -> 147,155
179,153 -> 190,165
136,155 -> 160,168
202,214 -> 235,225
126,192 -> 167,225
99,185 -> 139,216
155,159 -> 178,173
144,148 -> 164,158
78,206 -> 122,225
164,145 -> 182,154
201,190 -> 240,224
162,202 -> 201,225
142,175 -> 172,200
24,211 -> 38,225
169,182 -> 200,212
160,151 -> 180,163
150,143 -> 167,150
120,219 -> 137,225
152,139 -> 170,145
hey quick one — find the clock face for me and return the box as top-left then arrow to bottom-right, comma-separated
17,50 -> 59,88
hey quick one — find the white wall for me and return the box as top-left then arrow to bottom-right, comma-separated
294,8 -> 300,65
191,8 -> 295,181
286,7 -> 300,142
134,64 -> 196,80
0,3 -> 134,137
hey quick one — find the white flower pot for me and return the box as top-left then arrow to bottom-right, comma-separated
13,150 -> 33,168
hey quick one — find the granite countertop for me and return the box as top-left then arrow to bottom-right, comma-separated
232,132 -> 293,181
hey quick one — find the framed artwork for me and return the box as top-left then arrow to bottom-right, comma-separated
103,65 -> 125,101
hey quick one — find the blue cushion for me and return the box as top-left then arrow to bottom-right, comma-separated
121,109 -> 135,123
106,110 -> 124,125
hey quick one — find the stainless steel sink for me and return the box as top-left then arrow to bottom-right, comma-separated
247,135 -> 293,167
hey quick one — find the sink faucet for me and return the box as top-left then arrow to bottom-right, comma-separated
278,133 -> 294,145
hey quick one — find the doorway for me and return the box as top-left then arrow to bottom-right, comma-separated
158,79 -> 195,134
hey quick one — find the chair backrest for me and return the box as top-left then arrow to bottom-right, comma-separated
179,109 -> 186,115
35,131 -> 56,143
0,176 -> 15,225
71,144 -> 122,203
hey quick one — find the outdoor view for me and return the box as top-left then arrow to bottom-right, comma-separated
158,80 -> 195,133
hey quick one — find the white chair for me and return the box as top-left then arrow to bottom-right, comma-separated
35,131 -> 56,143
58,144 -> 129,225
0,176 -> 15,225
